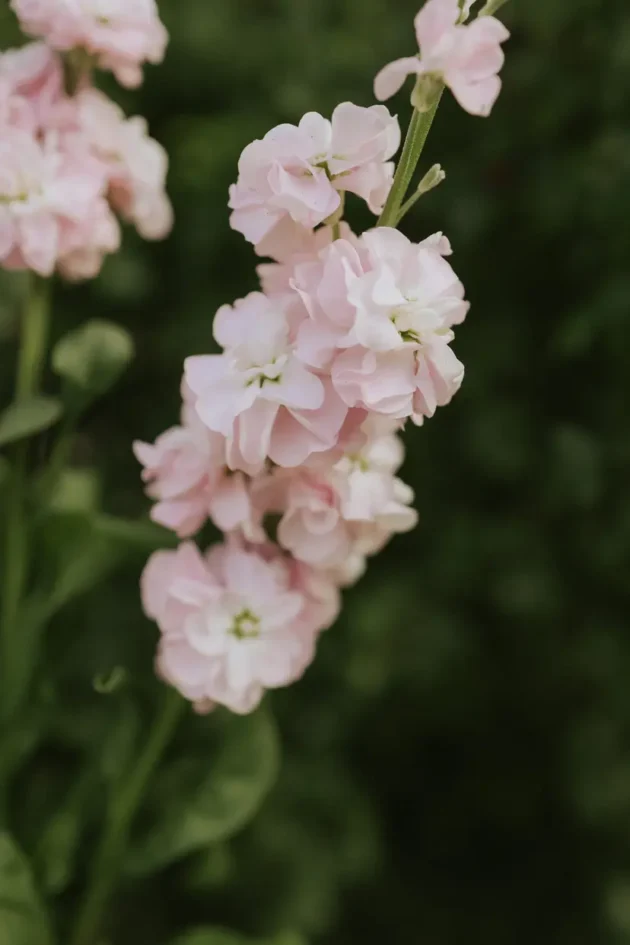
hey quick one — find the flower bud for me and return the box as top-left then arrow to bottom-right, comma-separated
417,164 -> 446,196
479,0 -> 509,16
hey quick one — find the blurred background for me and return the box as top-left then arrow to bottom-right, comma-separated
3,0 -> 630,943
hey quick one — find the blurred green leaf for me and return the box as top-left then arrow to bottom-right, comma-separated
0,397 -> 62,448
99,698 -> 141,785
52,319 -> 134,399
171,930 -> 306,945
171,931 -> 256,945
35,767 -> 96,896
47,467 -> 101,515
0,833 -> 52,945
93,513 -> 178,551
128,707 -> 280,875
0,455 -> 10,487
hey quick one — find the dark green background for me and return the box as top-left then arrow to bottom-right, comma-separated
3,0 -> 630,943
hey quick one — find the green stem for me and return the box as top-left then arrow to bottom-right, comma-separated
70,688 -> 184,945
1,276 -> 50,724
377,89 -> 443,229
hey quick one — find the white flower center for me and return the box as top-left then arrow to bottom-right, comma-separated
390,297 -> 442,344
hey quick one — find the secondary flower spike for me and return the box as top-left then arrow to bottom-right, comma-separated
0,42 -> 172,279
10,0 -> 168,88
374,0 -> 509,116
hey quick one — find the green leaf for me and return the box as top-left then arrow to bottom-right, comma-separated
0,833 -> 52,944
93,513 -> 178,551
52,319 -> 134,398
0,397 -> 62,448
35,767 -> 96,896
128,707 -> 280,875
47,467 -> 101,515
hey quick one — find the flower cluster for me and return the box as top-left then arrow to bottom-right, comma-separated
2,1 -> 171,279
137,0 -> 508,715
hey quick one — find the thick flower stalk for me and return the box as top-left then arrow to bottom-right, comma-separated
136,0 -> 510,715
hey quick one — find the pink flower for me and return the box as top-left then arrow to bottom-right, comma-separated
229,103 -> 400,247
134,407 -> 256,539
290,227 -> 467,421
292,236 -> 367,369
251,422 -> 417,574
374,0 -> 509,117
56,192 -> 120,280
0,126 -> 110,277
0,43 -> 64,131
11,0 -> 168,88
144,541 -> 321,714
73,88 -> 173,240
331,347 -> 417,419
184,292 -> 348,472
348,227 -> 469,352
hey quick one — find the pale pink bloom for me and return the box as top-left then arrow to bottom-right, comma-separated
374,0 -> 509,117
74,88 -> 173,239
229,103 -> 400,245
256,221 -> 354,295
292,237 -> 367,370
56,194 -> 120,279
0,78 -> 38,132
134,408 -> 255,539
255,426 -> 417,572
144,541 -> 319,714
292,228 -> 467,392
184,293 -> 348,472
255,216 -> 321,268
0,43 -> 64,130
331,346 -> 417,419
411,334 -> 465,421
322,102 -> 401,213
0,126 -> 109,277
11,0 -> 168,88
289,557 -> 341,634
348,227 -> 469,352
318,228 -> 467,422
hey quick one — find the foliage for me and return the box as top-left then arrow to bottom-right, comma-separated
1,0 -> 630,944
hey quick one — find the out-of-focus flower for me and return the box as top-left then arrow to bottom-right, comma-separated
11,0 -> 168,88
229,102 -> 400,247
0,126 -> 110,277
0,44 -> 172,277
374,0 -> 509,116
73,88 -> 173,239
0,42 -> 63,130
144,541 -> 323,714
